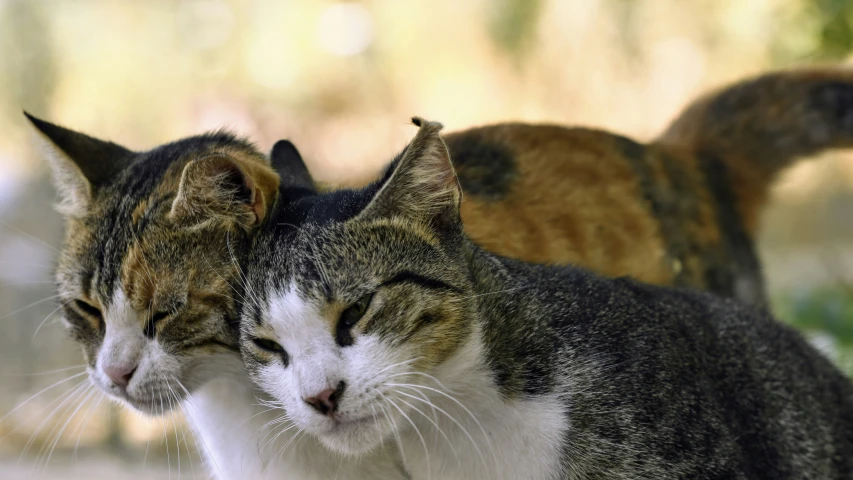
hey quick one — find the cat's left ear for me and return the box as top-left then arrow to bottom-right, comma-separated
357,117 -> 461,228
24,112 -> 134,216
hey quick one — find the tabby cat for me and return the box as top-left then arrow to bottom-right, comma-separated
241,118 -> 853,480
27,67 -> 853,477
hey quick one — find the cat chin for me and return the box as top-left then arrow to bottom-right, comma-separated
313,418 -> 388,457
91,376 -> 187,417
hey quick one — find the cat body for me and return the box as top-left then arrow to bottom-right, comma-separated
451,68 -> 853,305
28,67 -> 853,478
241,118 -> 853,480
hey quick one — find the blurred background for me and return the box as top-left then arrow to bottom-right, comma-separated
0,0 -> 852,478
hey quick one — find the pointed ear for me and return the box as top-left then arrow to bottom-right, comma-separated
24,112 -> 133,216
358,117 -> 461,228
270,140 -> 315,191
169,153 -> 280,230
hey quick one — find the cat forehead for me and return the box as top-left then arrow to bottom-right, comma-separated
59,134 -> 261,302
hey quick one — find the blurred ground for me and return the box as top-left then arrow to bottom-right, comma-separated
0,0 -> 852,477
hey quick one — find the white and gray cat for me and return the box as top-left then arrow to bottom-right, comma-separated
240,118 -> 853,479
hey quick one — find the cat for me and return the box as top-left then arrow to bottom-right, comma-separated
25,66 -> 853,478
240,117 -> 853,480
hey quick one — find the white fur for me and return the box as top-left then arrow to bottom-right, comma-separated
260,286 -> 415,457
91,289 -> 182,413
396,333 -> 568,480
258,287 -> 569,480
183,354 -> 402,480
29,127 -> 91,217
94,285 -> 403,479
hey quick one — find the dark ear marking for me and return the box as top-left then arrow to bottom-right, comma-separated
24,112 -> 134,186
24,112 -> 134,215
270,140 -> 315,192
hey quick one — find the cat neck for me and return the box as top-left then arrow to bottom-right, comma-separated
399,245 -> 571,479
462,241 -> 572,399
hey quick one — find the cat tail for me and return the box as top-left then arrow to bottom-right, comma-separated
655,67 -> 853,180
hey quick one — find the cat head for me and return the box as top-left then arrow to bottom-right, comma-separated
27,113 -> 312,415
241,118 -> 477,455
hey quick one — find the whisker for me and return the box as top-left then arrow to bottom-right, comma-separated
201,255 -> 250,308
32,299 -> 74,340
366,357 -> 423,384
380,390 -> 430,480
226,231 -> 262,310
18,378 -> 91,464
262,428 -> 303,477
390,389 -> 459,467
0,294 -> 63,321
172,379 -> 224,479
375,396 -> 407,469
72,390 -> 105,461
38,383 -> 97,470
1,371 -> 89,426
158,390 -> 172,480
458,284 -> 531,301
4,364 -> 87,378
388,383 -> 490,471
389,381 -> 496,465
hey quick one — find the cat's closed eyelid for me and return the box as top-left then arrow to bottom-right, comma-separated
64,298 -> 103,332
71,298 -> 102,319
380,270 -> 461,294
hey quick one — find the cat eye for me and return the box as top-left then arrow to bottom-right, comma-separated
151,310 -> 171,325
253,338 -> 286,354
143,303 -> 185,338
340,293 -> 374,329
73,299 -> 102,320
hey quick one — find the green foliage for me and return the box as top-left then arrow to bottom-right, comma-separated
773,287 -> 853,375
772,0 -> 853,62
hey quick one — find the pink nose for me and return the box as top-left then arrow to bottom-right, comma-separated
104,365 -> 137,389
304,381 -> 346,417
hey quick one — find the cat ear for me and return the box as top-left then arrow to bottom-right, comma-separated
24,112 -> 133,216
358,117 -> 461,228
270,140 -> 315,191
169,153 -> 280,230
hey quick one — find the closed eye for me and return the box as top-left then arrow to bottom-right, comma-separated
67,299 -> 104,332
144,302 -> 184,338
335,293 -> 374,347
253,337 -> 285,353
151,310 -> 170,325
72,299 -> 102,320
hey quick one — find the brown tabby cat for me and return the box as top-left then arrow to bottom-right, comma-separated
27,67 -> 853,478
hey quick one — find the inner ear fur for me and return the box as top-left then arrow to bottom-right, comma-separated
357,116 -> 462,226
169,153 -> 280,230
24,112 -> 133,216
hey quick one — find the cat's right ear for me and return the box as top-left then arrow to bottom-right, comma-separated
169,153 -> 280,231
270,140 -> 315,191
24,112 -> 133,216
357,117 -> 462,230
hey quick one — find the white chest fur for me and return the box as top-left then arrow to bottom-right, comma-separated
183,367 -> 405,480
396,386 -> 567,480
395,341 -> 568,480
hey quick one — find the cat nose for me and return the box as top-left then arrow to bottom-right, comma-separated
304,381 -> 346,416
104,364 -> 137,389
